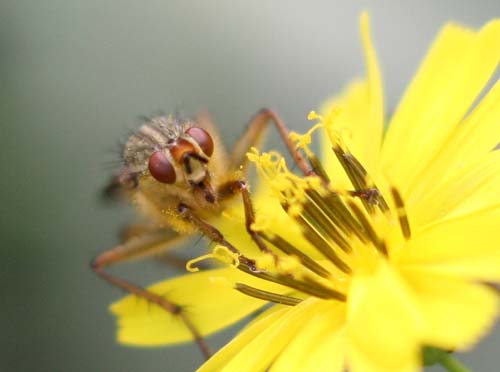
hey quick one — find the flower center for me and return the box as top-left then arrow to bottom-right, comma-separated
189,118 -> 412,307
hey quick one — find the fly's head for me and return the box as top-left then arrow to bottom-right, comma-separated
121,116 -> 217,205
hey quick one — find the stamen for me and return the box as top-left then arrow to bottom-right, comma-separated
213,245 -> 241,266
262,233 -> 331,278
289,124 -> 326,181
289,123 -> 323,152
234,283 -> 302,306
237,265 -> 346,301
390,187 -> 411,240
333,145 -> 373,213
347,201 -> 388,256
301,275 -> 346,301
237,125 -> 415,306
307,111 -> 323,121
178,204 -> 257,270
186,246 -> 241,272
186,254 -> 214,272
300,199 -> 352,253
277,274 -> 346,300
306,153 -> 330,183
349,188 -> 380,205
332,144 -> 389,214
298,217 -> 351,274
305,188 -> 367,243
247,148 -> 289,183
254,254 -> 277,271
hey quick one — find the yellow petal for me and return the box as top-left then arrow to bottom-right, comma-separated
407,78 -> 500,204
320,13 -> 384,185
300,323 -> 346,371
110,267 -> 290,345
402,269 -> 499,350
381,20 -> 500,196
410,151 -> 500,229
270,302 -> 346,372
347,262 -> 421,372
198,306 -> 289,372
399,205 -> 500,282
217,298 -> 324,372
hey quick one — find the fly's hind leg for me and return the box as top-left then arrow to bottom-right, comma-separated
91,228 -> 213,359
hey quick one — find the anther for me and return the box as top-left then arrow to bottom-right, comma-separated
390,187 -> 411,240
300,201 -> 352,253
305,188 -> 366,243
262,233 -> 331,278
298,219 -> 351,274
332,144 -> 389,214
234,283 -> 302,306
347,201 -> 388,256
306,153 -> 330,183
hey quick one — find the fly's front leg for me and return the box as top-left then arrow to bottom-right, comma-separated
230,108 -> 316,177
217,180 -> 280,265
176,203 -> 257,270
91,229 -> 213,359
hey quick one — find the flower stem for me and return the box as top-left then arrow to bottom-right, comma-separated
439,354 -> 471,372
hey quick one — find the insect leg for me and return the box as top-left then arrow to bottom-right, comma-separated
230,108 -> 315,177
93,229 -> 186,267
217,180 -> 276,258
91,230 -> 213,359
176,204 -> 257,270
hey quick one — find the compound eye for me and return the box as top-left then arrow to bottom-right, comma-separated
185,127 -> 214,157
148,151 -> 176,184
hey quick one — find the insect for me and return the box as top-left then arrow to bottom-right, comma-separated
92,109 -> 313,358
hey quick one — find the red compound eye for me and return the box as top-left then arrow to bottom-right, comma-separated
148,151 -> 176,184
186,127 -> 214,157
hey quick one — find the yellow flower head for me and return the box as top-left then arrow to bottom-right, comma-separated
110,13 -> 500,372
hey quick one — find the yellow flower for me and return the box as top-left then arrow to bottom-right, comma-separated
110,13 -> 500,372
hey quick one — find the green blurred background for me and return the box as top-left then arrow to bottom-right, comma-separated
1,1 -> 499,371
